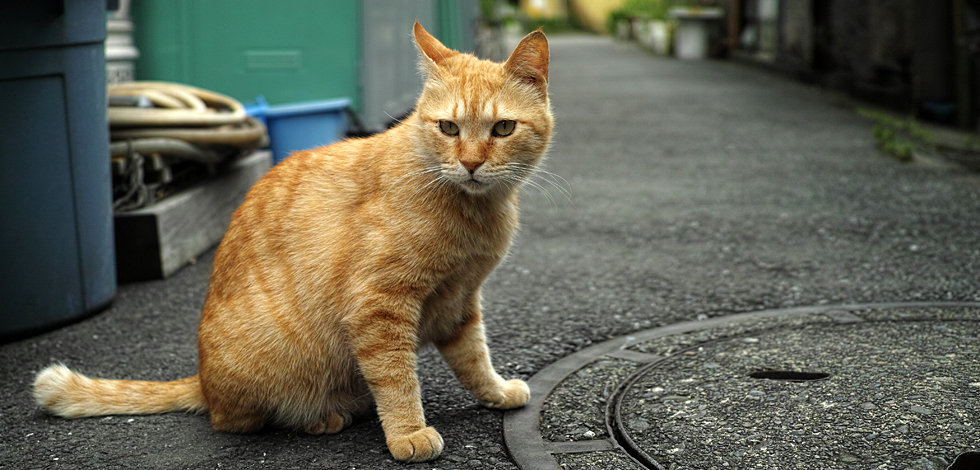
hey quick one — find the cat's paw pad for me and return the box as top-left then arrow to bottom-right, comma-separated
481,379 -> 530,410
387,426 -> 444,462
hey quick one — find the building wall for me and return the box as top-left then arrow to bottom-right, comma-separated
567,0 -> 625,33
780,0 -> 812,68
736,0 -> 967,124
823,0 -> 913,82
521,0 -> 568,19
910,0 -> 956,103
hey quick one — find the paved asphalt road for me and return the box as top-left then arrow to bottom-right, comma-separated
2,34 -> 979,469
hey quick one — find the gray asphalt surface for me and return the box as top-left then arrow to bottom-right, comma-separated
3,34 -> 980,469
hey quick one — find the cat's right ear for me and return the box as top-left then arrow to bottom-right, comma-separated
413,22 -> 457,75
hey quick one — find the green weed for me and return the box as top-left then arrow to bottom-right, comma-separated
858,108 -> 934,163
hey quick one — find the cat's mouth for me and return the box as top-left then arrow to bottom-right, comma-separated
455,172 -> 501,194
461,178 -> 488,193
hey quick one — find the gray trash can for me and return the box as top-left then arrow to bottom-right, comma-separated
0,1 -> 116,342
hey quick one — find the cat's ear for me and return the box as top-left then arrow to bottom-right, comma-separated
413,22 -> 457,72
504,29 -> 550,91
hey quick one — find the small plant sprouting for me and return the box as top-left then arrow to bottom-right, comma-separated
858,108 -> 936,163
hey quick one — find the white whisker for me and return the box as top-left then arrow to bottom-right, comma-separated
534,173 -> 573,205
405,169 -> 453,205
384,111 -> 406,125
517,177 -> 557,209
506,162 -> 573,205
501,162 -> 572,209
381,167 -> 443,203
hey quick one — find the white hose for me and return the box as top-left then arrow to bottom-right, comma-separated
108,81 -> 246,127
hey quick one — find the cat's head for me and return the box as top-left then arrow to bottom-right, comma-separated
411,22 -> 554,196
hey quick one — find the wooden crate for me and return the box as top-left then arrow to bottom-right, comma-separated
114,150 -> 271,283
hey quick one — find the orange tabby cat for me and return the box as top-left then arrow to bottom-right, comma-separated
32,23 -> 552,462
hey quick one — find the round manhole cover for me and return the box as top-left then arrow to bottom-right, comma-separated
504,303 -> 980,470
610,319 -> 979,469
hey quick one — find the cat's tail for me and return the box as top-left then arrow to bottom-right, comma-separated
32,364 -> 207,418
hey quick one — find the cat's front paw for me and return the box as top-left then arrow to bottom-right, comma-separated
387,426 -> 444,462
481,379 -> 530,410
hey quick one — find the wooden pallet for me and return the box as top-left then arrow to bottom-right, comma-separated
114,150 -> 272,283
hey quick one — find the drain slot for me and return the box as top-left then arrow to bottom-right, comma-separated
748,370 -> 830,382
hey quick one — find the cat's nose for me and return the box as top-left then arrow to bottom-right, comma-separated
461,159 -> 483,173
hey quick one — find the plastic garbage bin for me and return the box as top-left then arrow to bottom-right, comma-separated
0,1 -> 116,342
669,7 -> 725,60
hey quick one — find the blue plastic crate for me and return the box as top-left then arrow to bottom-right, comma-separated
265,98 -> 350,164
244,95 -> 269,127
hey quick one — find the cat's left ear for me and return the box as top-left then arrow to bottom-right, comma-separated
504,29 -> 549,91
414,22 -> 457,71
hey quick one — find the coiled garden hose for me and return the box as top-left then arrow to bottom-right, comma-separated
108,81 -> 246,127
108,81 -> 268,211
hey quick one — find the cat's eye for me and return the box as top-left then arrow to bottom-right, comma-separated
492,120 -> 516,137
439,120 -> 459,136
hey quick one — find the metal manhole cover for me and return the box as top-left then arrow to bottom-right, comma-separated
504,303 -> 980,470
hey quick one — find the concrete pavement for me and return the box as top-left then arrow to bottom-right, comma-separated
2,34 -> 980,469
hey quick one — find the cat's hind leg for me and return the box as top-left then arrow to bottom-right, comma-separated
302,382 -> 374,435
302,412 -> 351,435
209,408 -> 267,433
199,372 -> 268,433
303,392 -> 374,434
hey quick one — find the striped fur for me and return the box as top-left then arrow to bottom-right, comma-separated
32,23 -> 552,463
